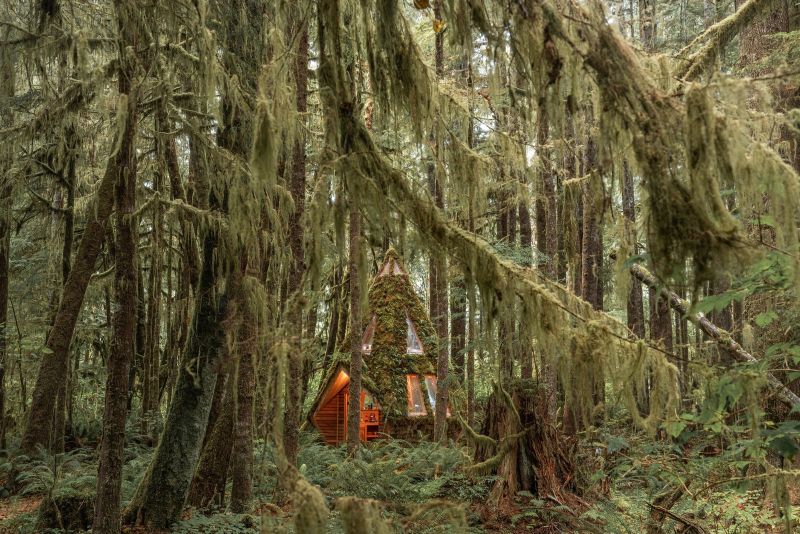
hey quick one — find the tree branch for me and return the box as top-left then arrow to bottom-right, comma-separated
629,262 -> 800,411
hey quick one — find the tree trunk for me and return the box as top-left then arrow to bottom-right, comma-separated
638,0 -> 657,50
187,375 -> 235,509
535,107 -> 559,409
0,23 -> 14,451
93,3 -> 141,529
20,80 -> 125,455
450,278 -> 466,385
283,17 -> 309,468
230,309 -> 256,511
431,0 -> 449,444
622,161 -> 645,338
123,232 -> 228,528
346,203 -> 363,453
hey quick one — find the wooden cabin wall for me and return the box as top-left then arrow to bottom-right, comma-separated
314,387 -> 347,445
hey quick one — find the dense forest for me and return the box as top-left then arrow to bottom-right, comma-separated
0,0 -> 799,532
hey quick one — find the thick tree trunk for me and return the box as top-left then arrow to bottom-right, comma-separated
346,203 -> 363,453
579,133 -> 605,421
230,310 -> 256,511
187,375 -> 235,509
0,18 -> 15,451
93,3 -> 141,530
124,232 -> 227,528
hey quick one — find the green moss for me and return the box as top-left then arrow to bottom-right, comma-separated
317,248 -> 439,417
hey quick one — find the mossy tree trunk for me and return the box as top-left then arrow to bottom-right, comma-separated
430,0 -> 450,444
0,17 -> 14,451
535,107 -> 559,410
93,2 -> 143,530
20,69 -> 122,456
188,374 -> 235,509
123,232 -> 228,528
230,343 -> 256,511
622,162 -> 645,339
476,381 -> 576,510
347,201 -> 363,453
284,14 -> 309,468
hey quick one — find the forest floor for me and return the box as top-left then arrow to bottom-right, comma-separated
0,427 -> 792,533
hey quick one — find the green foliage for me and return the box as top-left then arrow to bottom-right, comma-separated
327,440 -> 466,503
172,512 -> 260,533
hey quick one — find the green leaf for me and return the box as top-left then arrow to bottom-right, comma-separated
770,436 -> 800,459
755,311 -> 778,327
606,435 -> 630,453
665,421 -> 687,438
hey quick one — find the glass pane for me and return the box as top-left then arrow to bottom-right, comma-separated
424,375 -> 437,407
406,375 -> 427,416
362,315 -> 376,354
362,391 -> 379,410
406,317 -> 423,354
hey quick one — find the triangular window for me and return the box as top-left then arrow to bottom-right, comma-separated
378,258 -> 406,277
379,260 -> 393,277
362,315 -> 377,354
406,317 -> 423,354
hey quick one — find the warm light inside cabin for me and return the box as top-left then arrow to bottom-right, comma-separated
406,374 -> 427,416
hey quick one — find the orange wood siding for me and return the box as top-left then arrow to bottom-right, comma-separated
313,386 -> 347,445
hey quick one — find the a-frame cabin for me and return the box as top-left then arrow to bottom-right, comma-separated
308,248 -> 445,446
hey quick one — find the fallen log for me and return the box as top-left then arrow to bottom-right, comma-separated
629,263 -> 800,411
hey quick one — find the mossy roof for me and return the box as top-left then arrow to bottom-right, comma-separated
309,247 -> 439,418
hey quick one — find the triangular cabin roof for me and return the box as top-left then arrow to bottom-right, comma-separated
308,248 -> 438,427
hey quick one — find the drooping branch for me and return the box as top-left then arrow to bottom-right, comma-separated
675,0 -> 778,81
629,262 -> 800,410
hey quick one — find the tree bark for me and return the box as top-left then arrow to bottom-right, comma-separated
622,161 -> 645,338
187,375 -> 235,509
93,2 -> 141,530
0,20 -> 15,451
346,203 -> 363,453
283,16 -> 309,468
230,310 -> 256,511
535,107 -> 559,406
638,0 -> 657,50
431,0 -> 449,444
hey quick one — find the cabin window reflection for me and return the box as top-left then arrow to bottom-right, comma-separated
406,374 -> 427,416
406,317 -> 423,354
362,315 -> 376,354
424,375 -> 437,407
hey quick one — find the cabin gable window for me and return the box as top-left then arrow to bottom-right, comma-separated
362,315 -> 377,354
406,317 -> 424,354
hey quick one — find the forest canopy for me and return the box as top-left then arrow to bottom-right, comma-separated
0,0 -> 799,532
